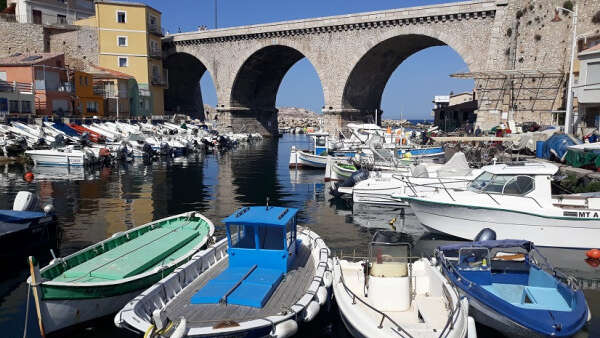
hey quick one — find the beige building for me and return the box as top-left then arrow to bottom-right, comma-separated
6,0 -> 94,25
75,0 -> 165,116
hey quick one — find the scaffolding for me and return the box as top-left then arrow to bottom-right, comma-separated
451,69 -> 565,113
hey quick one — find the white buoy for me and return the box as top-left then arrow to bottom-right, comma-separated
301,300 -> 320,322
316,286 -> 328,306
171,317 -> 187,338
323,271 -> 333,288
270,319 -> 298,338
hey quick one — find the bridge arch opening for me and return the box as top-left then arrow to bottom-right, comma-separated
342,34 -> 474,123
230,45 -> 324,110
164,52 -> 216,120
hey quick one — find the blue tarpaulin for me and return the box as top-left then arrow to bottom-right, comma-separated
541,134 -> 580,161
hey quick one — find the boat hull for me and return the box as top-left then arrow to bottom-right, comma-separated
37,289 -> 141,334
26,152 -> 87,166
409,199 -> 600,248
289,148 -> 327,168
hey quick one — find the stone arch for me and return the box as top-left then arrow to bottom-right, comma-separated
164,51 -> 216,118
229,44 -> 325,110
341,31 -> 475,114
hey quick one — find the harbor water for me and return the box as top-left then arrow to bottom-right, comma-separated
0,134 -> 598,337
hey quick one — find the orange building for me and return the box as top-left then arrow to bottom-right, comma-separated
73,71 -> 104,117
0,53 -> 73,115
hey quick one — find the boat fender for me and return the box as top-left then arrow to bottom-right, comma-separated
301,300 -> 320,322
467,316 -> 477,338
43,204 -> 55,214
316,286 -> 328,306
327,258 -> 333,271
171,317 -> 187,338
323,271 -> 333,288
270,319 -> 298,338
586,249 -> 600,260
152,309 -> 167,331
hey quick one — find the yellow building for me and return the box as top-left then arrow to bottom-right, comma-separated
75,0 -> 165,116
73,71 -> 104,117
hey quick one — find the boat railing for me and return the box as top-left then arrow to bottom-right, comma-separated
335,256 -> 415,337
529,246 -> 581,290
402,178 -> 545,208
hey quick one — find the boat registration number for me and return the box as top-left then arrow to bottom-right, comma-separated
563,211 -> 600,218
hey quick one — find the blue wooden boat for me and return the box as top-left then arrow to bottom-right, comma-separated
436,240 -> 590,337
115,206 -> 332,337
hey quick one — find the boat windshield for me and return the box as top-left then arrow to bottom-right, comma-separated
458,247 -> 490,271
469,172 -> 535,195
315,136 -> 326,147
369,231 -> 410,278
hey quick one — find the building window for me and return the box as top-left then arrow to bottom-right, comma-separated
117,36 -> 127,47
85,76 -> 88,86
86,101 -> 98,113
0,71 -> 6,81
79,76 -> 84,86
21,101 -> 31,113
9,100 -> 19,113
57,14 -> 67,24
118,56 -> 128,67
588,62 -> 600,87
149,15 -> 156,25
117,10 -> 126,23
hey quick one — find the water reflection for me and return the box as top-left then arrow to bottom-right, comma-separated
0,134 -> 597,337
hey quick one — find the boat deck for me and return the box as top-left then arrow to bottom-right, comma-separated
164,242 -> 315,328
49,218 -> 210,283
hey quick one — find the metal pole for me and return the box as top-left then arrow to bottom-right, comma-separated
565,4 -> 577,135
214,0 -> 218,29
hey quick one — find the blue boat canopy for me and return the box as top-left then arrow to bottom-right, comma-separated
438,240 -> 533,253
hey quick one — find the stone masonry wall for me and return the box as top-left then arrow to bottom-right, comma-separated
475,0 -> 600,130
47,26 -> 99,71
0,21 -> 45,57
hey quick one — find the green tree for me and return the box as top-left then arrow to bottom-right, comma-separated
0,0 -> 6,11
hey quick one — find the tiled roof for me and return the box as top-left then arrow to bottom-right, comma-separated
580,43 -> 600,56
88,64 -> 134,80
0,53 -> 63,66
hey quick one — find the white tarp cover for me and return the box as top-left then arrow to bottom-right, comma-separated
436,152 -> 471,177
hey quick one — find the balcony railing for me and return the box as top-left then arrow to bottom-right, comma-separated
149,48 -> 162,58
148,24 -> 163,36
0,13 -> 17,23
0,81 -> 33,94
151,76 -> 166,86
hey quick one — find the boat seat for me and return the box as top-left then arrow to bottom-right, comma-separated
482,283 -> 525,304
62,227 -> 198,280
370,262 -> 408,278
190,267 -> 283,308
482,283 -> 570,311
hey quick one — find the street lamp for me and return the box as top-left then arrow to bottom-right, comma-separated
552,5 -> 578,134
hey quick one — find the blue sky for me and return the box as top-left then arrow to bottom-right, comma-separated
143,0 -> 474,120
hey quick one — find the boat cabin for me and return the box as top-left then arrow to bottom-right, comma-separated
191,206 -> 299,308
367,230 -> 411,311
308,131 -> 329,156
468,162 -> 558,200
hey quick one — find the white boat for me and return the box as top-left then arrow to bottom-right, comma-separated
25,146 -> 95,166
332,230 -> 474,337
353,152 -> 480,206
566,142 -> 600,153
289,131 -> 331,169
115,206 -> 332,338
403,161 -> 600,249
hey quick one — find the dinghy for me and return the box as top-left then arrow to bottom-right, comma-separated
436,239 -> 590,337
332,230 -> 474,338
27,211 -> 214,335
115,206 -> 332,338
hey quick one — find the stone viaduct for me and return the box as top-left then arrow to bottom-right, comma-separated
161,0 -> 600,134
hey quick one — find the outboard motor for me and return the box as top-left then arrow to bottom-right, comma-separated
52,134 -> 65,148
474,228 -> 497,241
331,168 -> 369,197
160,142 -> 170,155
13,191 -> 40,211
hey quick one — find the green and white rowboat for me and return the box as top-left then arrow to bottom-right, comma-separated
27,211 -> 214,335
